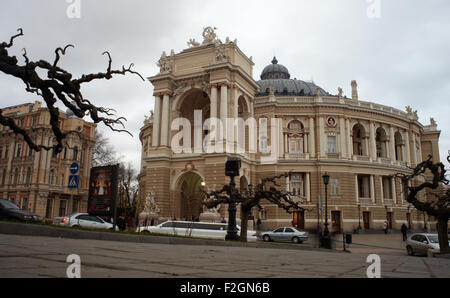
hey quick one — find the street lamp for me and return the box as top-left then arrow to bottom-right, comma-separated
322,173 -> 330,237
320,173 -> 331,249
225,157 -> 241,241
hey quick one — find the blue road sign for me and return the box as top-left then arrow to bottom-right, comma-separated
70,162 -> 79,175
68,175 -> 79,189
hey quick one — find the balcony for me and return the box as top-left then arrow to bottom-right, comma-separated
378,157 -> 392,165
354,155 -> 371,162
285,153 -> 308,160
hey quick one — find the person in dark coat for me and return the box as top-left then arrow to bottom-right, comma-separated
401,223 -> 408,241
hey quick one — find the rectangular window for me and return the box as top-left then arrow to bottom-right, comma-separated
328,136 -> 336,153
58,200 -> 67,217
21,197 -> 28,210
0,147 -> 2,159
16,144 -> 22,157
331,178 -> 339,196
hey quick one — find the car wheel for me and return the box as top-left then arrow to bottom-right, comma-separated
407,245 -> 415,256
292,237 -> 303,244
141,230 -> 150,234
72,225 -> 80,228
263,235 -> 271,242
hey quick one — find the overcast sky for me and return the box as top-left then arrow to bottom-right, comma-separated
1,0 -> 449,171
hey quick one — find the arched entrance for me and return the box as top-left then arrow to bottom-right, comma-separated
177,171 -> 205,221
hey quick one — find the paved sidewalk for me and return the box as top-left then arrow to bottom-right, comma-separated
1,234 -> 450,278
332,233 -> 409,255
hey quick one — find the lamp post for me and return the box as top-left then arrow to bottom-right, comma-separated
407,205 -> 411,230
320,173 -> 331,249
225,157 -> 241,241
322,173 -> 330,237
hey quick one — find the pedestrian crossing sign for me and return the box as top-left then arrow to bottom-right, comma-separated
68,175 -> 79,189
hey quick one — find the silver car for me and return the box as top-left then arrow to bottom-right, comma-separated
260,227 -> 309,244
406,233 -> 441,256
54,212 -> 118,231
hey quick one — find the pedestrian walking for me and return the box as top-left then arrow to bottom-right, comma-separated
401,223 -> 408,241
383,221 -> 388,234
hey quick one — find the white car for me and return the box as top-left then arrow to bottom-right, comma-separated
406,233 -> 442,256
137,220 -> 257,242
54,212 -> 118,231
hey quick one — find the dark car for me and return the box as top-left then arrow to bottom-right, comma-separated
0,199 -> 42,222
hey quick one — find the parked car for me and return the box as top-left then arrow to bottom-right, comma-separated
260,227 -> 309,244
54,213 -> 118,231
0,199 -> 41,222
406,233 -> 442,256
137,220 -> 257,242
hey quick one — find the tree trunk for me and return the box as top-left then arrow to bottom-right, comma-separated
240,206 -> 250,242
437,216 -> 449,254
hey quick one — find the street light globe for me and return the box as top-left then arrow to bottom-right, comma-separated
322,173 -> 330,185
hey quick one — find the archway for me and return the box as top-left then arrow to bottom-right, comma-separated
174,88 -> 211,152
177,171 -> 205,221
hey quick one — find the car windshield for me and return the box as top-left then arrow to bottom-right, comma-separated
0,200 -> 20,210
427,235 -> 439,243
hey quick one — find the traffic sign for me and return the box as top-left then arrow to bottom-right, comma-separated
70,162 -> 79,175
68,175 -> 79,189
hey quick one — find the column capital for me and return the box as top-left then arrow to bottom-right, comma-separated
210,83 -> 218,89
219,82 -> 230,88
162,91 -> 173,97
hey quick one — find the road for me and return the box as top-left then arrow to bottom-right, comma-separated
1,234 -> 449,278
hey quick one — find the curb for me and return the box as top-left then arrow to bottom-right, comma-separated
0,221 -> 340,253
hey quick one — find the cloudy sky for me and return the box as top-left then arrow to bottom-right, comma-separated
1,0 -> 449,170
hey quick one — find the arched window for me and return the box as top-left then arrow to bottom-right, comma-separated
375,128 -> 388,158
72,146 -> 78,160
25,167 -> 32,185
352,124 -> 367,156
394,132 -> 404,161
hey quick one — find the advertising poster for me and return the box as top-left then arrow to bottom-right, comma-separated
87,165 -> 119,217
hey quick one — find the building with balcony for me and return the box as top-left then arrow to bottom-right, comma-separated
138,28 -> 443,233
0,102 -> 96,220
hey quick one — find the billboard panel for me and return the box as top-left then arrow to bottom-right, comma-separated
87,165 -> 119,217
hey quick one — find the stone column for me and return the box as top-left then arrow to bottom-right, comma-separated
380,176 -> 384,203
369,122 -> 376,160
308,117 -> 315,157
389,126 -> 396,160
318,116 -> 325,158
391,176 -> 397,204
152,94 -> 162,147
303,133 -> 308,155
370,175 -> 375,203
220,83 -> 228,122
305,173 -> 311,202
220,84 -> 228,146
160,92 -> 170,147
339,117 -> 346,158
346,118 -> 352,158
355,174 -> 359,202
210,84 -> 218,119
411,133 -> 417,165
405,130 -> 411,165
286,175 -> 290,192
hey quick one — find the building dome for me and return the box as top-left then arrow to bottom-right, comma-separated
260,57 -> 291,80
256,57 -> 329,97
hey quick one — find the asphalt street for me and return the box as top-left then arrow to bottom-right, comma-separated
1,234 -> 449,278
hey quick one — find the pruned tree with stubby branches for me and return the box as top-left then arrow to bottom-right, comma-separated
203,173 -> 308,242
395,155 -> 450,254
0,28 -> 144,154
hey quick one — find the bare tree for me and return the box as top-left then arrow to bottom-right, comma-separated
92,130 -> 119,167
118,162 -> 139,221
0,28 -> 144,154
396,155 -> 449,254
203,173 -> 307,242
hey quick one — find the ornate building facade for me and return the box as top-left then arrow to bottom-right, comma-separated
139,28 -> 442,232
0,102 -> 96,219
